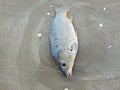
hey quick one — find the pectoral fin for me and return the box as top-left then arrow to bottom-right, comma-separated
71,42 -> 78,55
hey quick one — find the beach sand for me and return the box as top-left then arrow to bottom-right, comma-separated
0,0 -> 120,90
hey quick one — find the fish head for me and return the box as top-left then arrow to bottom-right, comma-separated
59,59 -> 73,78
58,50 -> 75,78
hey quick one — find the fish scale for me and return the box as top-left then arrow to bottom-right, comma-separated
50,13 -> 78,58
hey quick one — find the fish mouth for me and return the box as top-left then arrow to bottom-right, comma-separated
61,69 -> 72,78
66,71 -> 72,78
58,64 -> 72,78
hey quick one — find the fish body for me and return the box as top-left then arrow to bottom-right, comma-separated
50,7 -> 78,77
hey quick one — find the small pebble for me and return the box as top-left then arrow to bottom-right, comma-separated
49,5 -> 53,8
64,88 -> 68,90
103,8 -> 106,11
99,23 -> 103,27
108,45 -> 112,48
37,33 -> 42,37
47,12 -> 50,16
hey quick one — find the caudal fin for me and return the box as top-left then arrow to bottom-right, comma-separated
55,6 -> 71,15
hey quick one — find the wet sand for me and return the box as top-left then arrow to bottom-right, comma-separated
0,0 -> 120,90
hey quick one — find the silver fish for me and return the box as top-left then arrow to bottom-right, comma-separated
50,7 -> 78,78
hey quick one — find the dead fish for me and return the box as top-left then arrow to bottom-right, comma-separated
50,7 -> 78,78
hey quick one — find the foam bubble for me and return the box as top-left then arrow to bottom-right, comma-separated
64,88 -> 68,90
108,45 -> 112,48
103,8 -> 106,11
49,5 -> 53,8
47,12 -> 50,16
37,33 -> 42,37
99,23 -> 103,27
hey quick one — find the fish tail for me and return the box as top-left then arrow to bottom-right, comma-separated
55,6 -> 71,15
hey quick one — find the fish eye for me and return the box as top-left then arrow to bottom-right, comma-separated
62,63 -> 66,67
